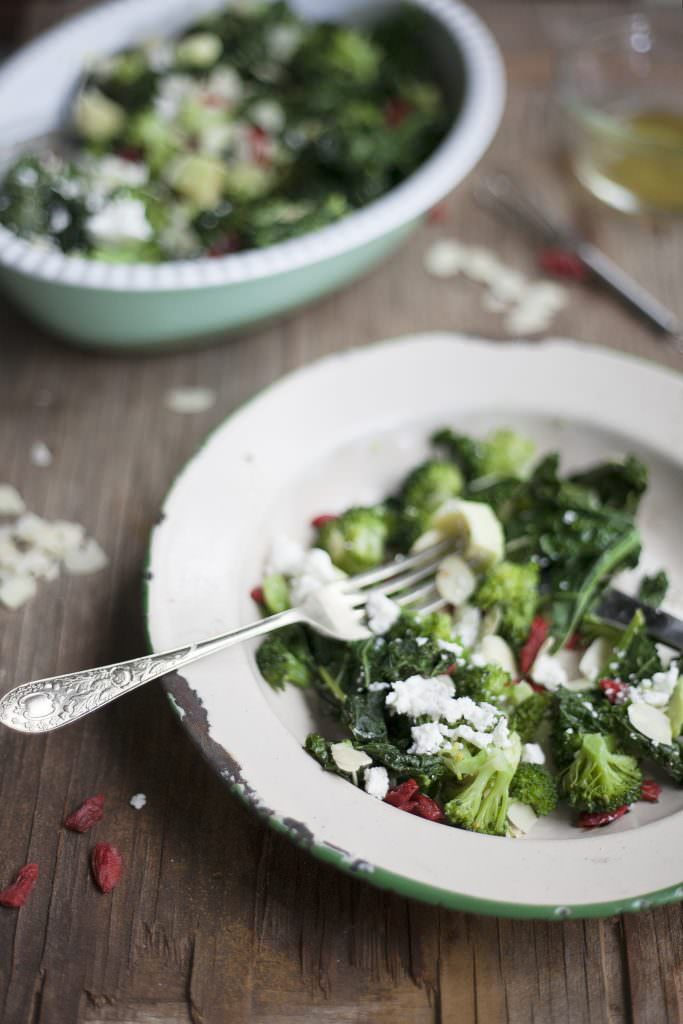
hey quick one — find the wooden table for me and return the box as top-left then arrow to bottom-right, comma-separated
1,3 -> 682,1021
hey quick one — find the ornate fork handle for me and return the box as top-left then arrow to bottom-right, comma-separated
0,608 -> 300,734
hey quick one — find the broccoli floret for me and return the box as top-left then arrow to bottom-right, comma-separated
478,429 -> 536,480
316,506 -> 390,574
508,691 -> 550,742
454,662 -> 512,706
431,428 -> 534,482
256,628 -> 313,690
559,733 -> 642,812
444,734 -> 521,836
638,570 -> 669,609
510,763 -> 558,816
474,560 -> 539,649
393,459 -> 463,549
395,609 -> 454,644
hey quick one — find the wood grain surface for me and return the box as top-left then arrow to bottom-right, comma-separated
1,3 -> 682,1022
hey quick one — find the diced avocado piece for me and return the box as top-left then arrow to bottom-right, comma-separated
165,154 -> 226,210
176,32 -> 223,69
668,676 -> 683,738
74,87 -> 126,143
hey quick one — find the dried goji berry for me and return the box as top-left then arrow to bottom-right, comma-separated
519,616 -> 549,676
564,632 -> 584,651
445,663 -> 458,675
249,125 -> 271,165
539,248 -> 589,282
91,843 -> 123,894
577,805 -> 629,829
116,144 -> 143,163
528,681 -> 547,694
640,779 -> 662,803
384,779 -> 420,811
64,794 -> 104,833
311,514 -> 337,529
599,678 -> 627,704
0,864 -> 38,908
385,97 -> 412,126
207,233 -> 242,257
250,585 -> 265,605
427,202 -> 449,225
411,793 -> 446,823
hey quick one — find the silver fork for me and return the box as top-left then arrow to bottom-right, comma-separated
0,540 -> 451,735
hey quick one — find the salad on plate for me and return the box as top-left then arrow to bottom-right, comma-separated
253,426 -> 682,839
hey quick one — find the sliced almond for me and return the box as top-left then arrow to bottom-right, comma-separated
627,702 -> 673,745
479,634 -> 517,677
507,800 -> 538,837
330,743 -> 372,774
410,528 -> 443,554
436,554 -> 476,606
579,637 -> 611,681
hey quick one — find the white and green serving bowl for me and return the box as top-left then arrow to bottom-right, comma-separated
0,0 -> 504,351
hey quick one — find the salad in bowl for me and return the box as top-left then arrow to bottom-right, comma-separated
252,426 -> 680,839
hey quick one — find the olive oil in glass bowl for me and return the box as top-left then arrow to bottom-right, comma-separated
559,12 -> 683,214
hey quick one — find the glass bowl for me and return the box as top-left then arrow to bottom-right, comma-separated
558,11 -> 683,214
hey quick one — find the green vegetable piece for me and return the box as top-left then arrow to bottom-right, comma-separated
74,87 -> 126,143
638,570 -> 669,609
165,154 -> 227,210
327,29 -> 382,83
510,763 -> 558,816
454,662 -> 512,707
559,733 -> 642,813
394,459 -> 463,549
608,610 -> 662,684
508,691 -> 550,743
551,689 -> 613,770
668,677 -> 683,739
569,455 -> 647,514
256,628 -> 312,690
176,32 -> 223,68
510,680 -> 535,706
444,735 -> 521,837
479,429 -> 536,480
474,560 -> 539,649
262,573 -> 290,614
316,506 -> 389,575
304,732 -> 335,771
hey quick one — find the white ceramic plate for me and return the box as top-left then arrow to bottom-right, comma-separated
146,333 -> 683,919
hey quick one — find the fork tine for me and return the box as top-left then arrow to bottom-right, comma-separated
394,581 -> 440,607
340,539 -> 451,592
411,595 -> 448,615
349,558 -> 442,607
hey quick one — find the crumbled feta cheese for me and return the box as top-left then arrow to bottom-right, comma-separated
0,575 -> 37,609
365,592 -> 400,635
30,441 -> 53,468
129,793 -> 147,810
629,664 -> 679,708
423,239 -> 465,278
16,166 -> 38,187
522,742 -> 546,765
0,485 -> 25,517
265,534 -> 306,577
408,721 -> 452,755
154,73 -> 197,120
94,154 -> 149,192
363,766 -> 389,800
368,681 -> 390,692
289,548 -> 344,605
657,644 -> 678,669
49,207 -> 71,233
164,387 -> 216,414
62,538 -> 109,575
86,197 -> 153,244
206,66 -> 243,106
415,636 -> 429,647
385,674 -> 455,720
